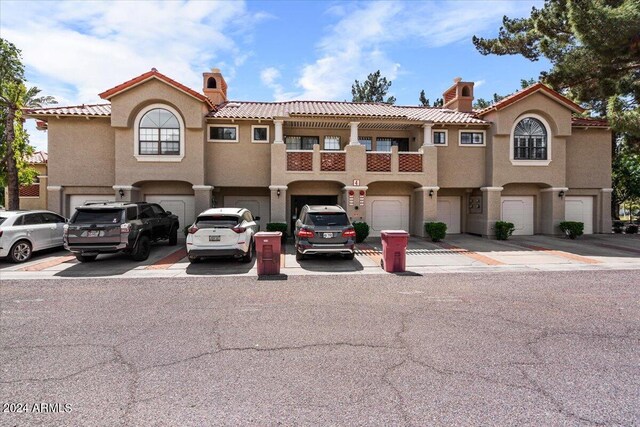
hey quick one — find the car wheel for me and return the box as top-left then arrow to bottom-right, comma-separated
295,249 -> 305,261
168,226 -> 178,246
343,252 -> 355,260
132,235 -> 151,261
241,240 -> 254,263
9,240 -> 32,263
188,254 -> 200,263
75,254 -> 97,262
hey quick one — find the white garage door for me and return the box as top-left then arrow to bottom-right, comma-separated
565,196 -> 594,234
501,196 -> 534,235
224,196 -> 270,232
145,195 -> 195,229
366,196 -> 410,237
69,195 -> 115,217
437,196 -> 461,234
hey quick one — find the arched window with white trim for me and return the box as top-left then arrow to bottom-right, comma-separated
139,108 -> 180,155
513,117 -> 547,160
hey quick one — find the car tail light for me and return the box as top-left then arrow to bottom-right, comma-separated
232,226 -> 246,234
120,223 -> 131,234
188,226 -> 199,234
342,228 -> 356,238
0,230 -> 3,238
297,228 -> 315,239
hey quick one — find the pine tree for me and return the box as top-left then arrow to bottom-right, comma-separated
351,70 -> 396,104
419,90 -> 430,107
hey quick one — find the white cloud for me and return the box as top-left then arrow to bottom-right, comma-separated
475,80 -> 487,88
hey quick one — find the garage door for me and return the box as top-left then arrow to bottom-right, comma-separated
437,196 -> 461,234
565,196 -> 594,234
69,194 -> 115,217
366,196 -> 410,237
501,196 -> 534,235
145,195 -> 195,229
224,196 -> 270,232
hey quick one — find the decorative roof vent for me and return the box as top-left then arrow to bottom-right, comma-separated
202,68 -> 228,106
442,78 -> 474,113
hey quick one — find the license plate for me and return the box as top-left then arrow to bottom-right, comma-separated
323,232 -> 333,239
87,230 -> 99,237
209,235 -> 221,242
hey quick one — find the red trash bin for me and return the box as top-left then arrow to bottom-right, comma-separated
255,231 -> 282,275
380,230 -> 409,273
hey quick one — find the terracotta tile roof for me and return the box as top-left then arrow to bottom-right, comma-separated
208,101 -> 488,125
98,68 -> 214,107
476,83 -> 585,115
571,117 -> 609,127
25,103 -> 111,117
26,151 -> 48,164
19,184 -> 40,197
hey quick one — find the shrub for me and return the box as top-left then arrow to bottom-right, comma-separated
266,222 -> 288,241
625,224 -> 639,234
559,221 -> 584,239
494,221 -> 515,240
183,225 -> 191,236
612,220 -> 625,233
352,221 -> 370,243
424,222 -> 447,242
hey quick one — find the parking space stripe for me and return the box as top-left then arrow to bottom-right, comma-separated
514,243 -> 601,264
146,248 -> 187,270
20,255 -> 77,271
435,242 -> 505,266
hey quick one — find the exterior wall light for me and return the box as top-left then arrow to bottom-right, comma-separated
277,189 -> 281,197
558,190 -> 565,198
119,189 -> 125,198
429,189 -> 434,198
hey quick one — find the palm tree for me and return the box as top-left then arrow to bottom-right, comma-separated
1,82 -> 56,209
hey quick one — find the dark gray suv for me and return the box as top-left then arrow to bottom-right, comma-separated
294,205 -> 356,261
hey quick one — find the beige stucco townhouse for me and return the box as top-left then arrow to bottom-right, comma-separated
24,68 -> 613,237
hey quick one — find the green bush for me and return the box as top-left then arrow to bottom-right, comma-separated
612,220 -> 625,233
494,221 -> 515,240
183,225 -> 191,236
625,224 -> 639,234
559,221 -> 584,239
424,222 -> 447,242
266,222 -> 288,241
352,221 -> 370,243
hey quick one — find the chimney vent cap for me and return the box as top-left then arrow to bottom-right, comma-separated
453,77 -> 462,83
211,67 -> 221,73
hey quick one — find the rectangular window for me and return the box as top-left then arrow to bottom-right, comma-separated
359,137 -> 372,151
285,136 -> 318,150
209,125 -> 238,142
514,137 -> 547,160
323,136 -> 341,150
433,131 -> 447,145
460,131 -> 485,146
376,138 -> 392,152
252,125 -> 269,143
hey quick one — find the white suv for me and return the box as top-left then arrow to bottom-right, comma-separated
186,208 -> 260,263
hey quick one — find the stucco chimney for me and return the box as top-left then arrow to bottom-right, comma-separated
442,78 -> 474,113
203,68 -> 228,105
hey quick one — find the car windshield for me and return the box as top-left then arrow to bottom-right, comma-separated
196,215 -> 240,229
72,209 -> 124,224
307,212 -> 350,226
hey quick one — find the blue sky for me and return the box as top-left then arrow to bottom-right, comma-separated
1,0 -> 549,150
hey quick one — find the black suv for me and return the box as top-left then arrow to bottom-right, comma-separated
294,205 -> 356,261
64,202 -> 179,262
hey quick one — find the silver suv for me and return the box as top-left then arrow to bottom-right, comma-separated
294,205 -> 355,261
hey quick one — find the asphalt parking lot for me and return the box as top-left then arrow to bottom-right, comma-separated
1,233 -> 639,279
1,270 -> 639,426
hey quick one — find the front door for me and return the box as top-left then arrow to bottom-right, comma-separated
291,195 -> 338,232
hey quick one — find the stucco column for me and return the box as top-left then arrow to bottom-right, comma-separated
349,122 -> 360,145
192,185 -> 213,217
600,188 -> 613,233
113,185 -> 141,203
481,186 -> 503,238
342,185 -> 368,224
269,185 -> 288,224
414,186 -> 439,237
422,124 -> 433,147
540,187 -> 568,235
47,185 -> 64,216
39,175 -> 48,209
273,120 -> 284,144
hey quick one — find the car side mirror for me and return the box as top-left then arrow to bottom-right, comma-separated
165,211 -> 172,216
254,216 -> 261,221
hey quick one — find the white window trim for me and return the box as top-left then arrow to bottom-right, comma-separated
134,103 -> 185,162
510,113 -> 552,166
251,125 -> 270,144
433,129 -> 448,146
458,129 -> 486,147
323,135 -> 341,151
208,124 -> 239,143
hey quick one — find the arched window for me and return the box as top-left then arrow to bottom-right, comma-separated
513,117 -> 547,160
138,108 -> 180,155
207,77 -> 217,89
